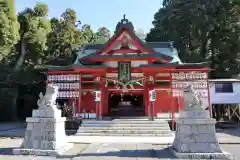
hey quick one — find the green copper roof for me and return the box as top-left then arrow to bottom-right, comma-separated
152,47 -> 182,64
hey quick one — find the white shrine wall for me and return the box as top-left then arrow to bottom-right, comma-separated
209,79 -> 240,104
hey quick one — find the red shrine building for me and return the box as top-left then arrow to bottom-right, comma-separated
46,16 -> 211,119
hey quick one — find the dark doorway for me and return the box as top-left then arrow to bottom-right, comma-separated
108,93 -> 144,117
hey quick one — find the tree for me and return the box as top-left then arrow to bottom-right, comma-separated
47,9 -> 99,61
95,27 -> 111,44
81,24 -> 97,44
146,0 -> 240,78
0,2 -> 51,120
16,2 -> 51,69
0,0 -> 20,59
47,9 -> 85,59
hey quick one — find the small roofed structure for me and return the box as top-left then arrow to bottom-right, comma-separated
209,79 -> 240,123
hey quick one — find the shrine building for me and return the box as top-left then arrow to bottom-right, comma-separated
45,16 -> 211,119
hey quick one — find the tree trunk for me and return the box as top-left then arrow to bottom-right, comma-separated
6,39 -> 27,121
14,39 -> 27,71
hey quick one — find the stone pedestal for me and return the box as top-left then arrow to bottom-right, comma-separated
171,110 -> 232,159
13,107 -> 73,156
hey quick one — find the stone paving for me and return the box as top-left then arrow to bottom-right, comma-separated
0,123 -> 240,159
0,138 -> 238,160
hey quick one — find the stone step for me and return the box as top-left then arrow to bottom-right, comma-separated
81,124 -> 169,128
75,132 -> 174,137
77,129 -> 172,134
79,126 -> 171,130
82,120 -> 169,124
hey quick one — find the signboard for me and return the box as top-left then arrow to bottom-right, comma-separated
171,71 -> 209,110
149,90 -> 156,102
94,91 -> 101,102
118,62 -> 131,81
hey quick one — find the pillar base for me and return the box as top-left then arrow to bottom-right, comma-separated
170,147 -> 232,160
13,108 -> 73,156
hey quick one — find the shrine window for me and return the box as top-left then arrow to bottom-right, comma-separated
215,82 -> 233,93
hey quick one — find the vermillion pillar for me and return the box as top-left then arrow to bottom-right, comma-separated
99,79 -> 105,120
144,80 -> 149,116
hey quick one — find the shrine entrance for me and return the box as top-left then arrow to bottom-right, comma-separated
108,93 -> 144,117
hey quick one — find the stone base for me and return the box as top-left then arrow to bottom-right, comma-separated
172,115 -> 232,159
13,143 -> 73,156
170,147 -> 232,160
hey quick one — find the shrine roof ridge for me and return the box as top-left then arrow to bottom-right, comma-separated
139,61 -> 210,68
79,52 -> 173,61
82,41 -> 175,51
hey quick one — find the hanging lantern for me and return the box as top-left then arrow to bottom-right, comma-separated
58,75 -> 61,81
67,83 -> 70,89
76,92 -> 79,97
105,81 -> 108,87
149,76 -> 154,82
75,74 -> 78,81
59,75 -> 62,81
56,83 -> 63,89
95,77 -> 100,82
65,75 -> 68,81
53,75 -> 56,81
48,75 -> 51,81
121,93 -> 123,97
57,75 -> 61,81
77,74 -> 80,81
74,83 -> 77,89
58,92 -> 61,98
52,75 -> 55,81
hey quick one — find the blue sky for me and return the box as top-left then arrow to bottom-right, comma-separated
15,0 -> 162,33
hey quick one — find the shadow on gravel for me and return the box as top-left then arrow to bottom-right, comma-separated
0,147 -> 15,155
77,147 -> 177,159
216,122 -> 240,138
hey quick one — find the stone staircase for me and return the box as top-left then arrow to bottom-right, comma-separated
76,119 -> 174,137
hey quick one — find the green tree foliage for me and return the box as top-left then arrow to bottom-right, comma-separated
0,0 -> 20,58
16,2 -> 51,69
146,0 -> 240,78
48,9 -> 88,59
0,2 -> 51,121
81,24 -> 97,44
95,27 -> 111,44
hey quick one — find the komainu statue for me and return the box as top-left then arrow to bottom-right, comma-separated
183,84 -> 204,110
37,84 -> 59,109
